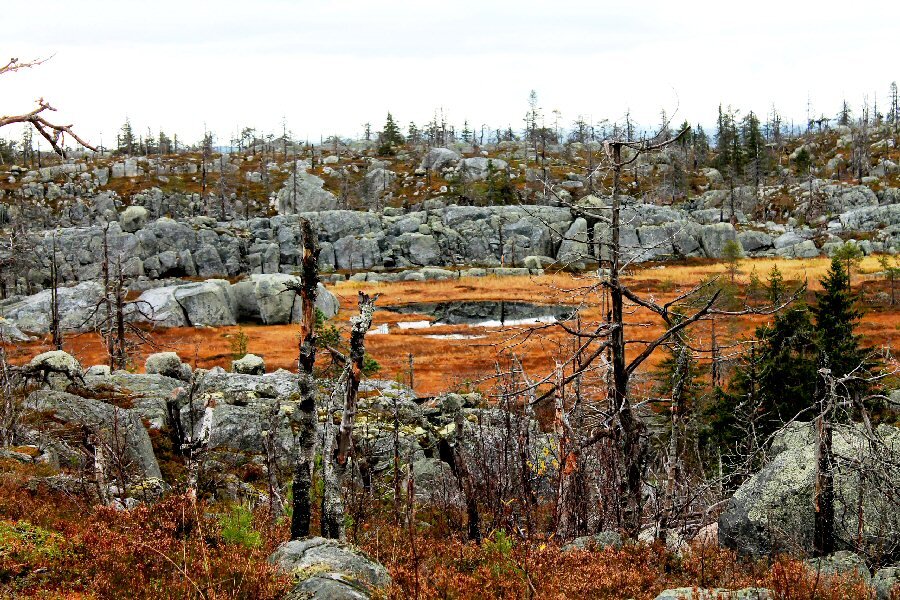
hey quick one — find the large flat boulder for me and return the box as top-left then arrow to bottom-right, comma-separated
719,421 -> 900,560
172,279 -> 236,326
0,281 -> 104,334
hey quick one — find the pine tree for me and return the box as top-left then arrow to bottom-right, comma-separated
691,124 -> 709,167
722,239 -> 743,283
831,242 -> 864,281
727,307 -> 819,441
714,105 -> 733,172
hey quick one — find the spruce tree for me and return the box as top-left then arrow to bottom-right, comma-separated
766,264 -> 784,304
742,111 -> 765,188
811,257 -> 866,382
119,118 -> 135,155
377,112 -> 404,155
717,306 -> 818,449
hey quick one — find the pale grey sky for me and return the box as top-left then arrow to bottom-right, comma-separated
3,0 -> 899,146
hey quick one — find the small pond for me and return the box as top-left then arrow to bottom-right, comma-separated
379,300 -> 577,329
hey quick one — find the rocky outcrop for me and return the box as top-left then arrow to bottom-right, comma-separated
561,531 -> 623,552
0,281 -> 104,334
24,389 -> 162,481
719,421 -> 900,560
874,565 -> 900,600
420,147 -> 460,172
1,274 -> 340,334
8,196 -> 899,299
458,157 -> 508,181
804,551 -> 871,585
277,161 -> 339,214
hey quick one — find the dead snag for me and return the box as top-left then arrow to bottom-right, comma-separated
289,218 -> 321,540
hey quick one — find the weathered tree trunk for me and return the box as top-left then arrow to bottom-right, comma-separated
336,292 -> 378,465
113,259 -> 128,370
322,292 -> 379,541
290,219 -> 320,540
320,392 -> 344,539
609,142 -> 647,539
555,363 -> 585,539
814,366 -> 836,557
48,233 -> 63,351
660,334 -> 689,539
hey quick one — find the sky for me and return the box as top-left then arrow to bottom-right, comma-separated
3,0 -> 899,148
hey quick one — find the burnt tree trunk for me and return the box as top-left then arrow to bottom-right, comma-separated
290,218 -> 321,540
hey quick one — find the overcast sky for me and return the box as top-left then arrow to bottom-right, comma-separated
3,0 -> 899,147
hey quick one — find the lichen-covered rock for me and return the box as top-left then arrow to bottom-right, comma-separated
699,222 -> 738,258
719,422 -> 900,560
28,350 -> 83,382
419,147 -> 460,172
172,279 -> 236,326
873,565 -> 900,600
1,281 -> 104,334
269,537 -> 391,600
561,531 -> 623,552
653,588 -> 771,600
804,551 -> 871,585
232,353 -> 265,375
25,389 -> 162,481
0,317 -> 32,342
120,205 -> 149,233
145,352 -> 190,381
277,161 -> 339,214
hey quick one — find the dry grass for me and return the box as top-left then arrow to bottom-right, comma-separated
6,258 -> 898,396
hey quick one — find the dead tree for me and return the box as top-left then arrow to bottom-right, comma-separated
0,57 -> 96,156
322,291 -> 379,541
0,348 -> 16,447
289,218 -> 321,540
82,225 -> 154,370
519,124 -> 804,540
814,361 -> 836,557
49,232 -> 63,350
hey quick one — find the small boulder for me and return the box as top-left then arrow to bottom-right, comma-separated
232,354 -> 265,375
27,350 -> 83,384
804,551 -> 871,585
0,317 -> 32,342
85,365 -> 112,378
120,205 -> 150,233
561,531 -> 623,552
419,147 -> 460,172
145,352 -> 191,381
269,537 -> 391,599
